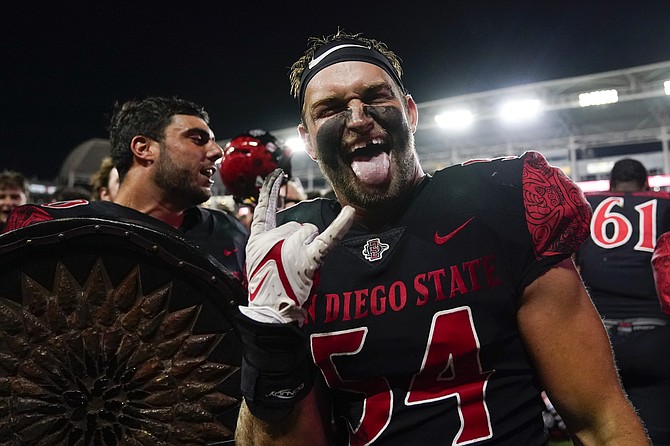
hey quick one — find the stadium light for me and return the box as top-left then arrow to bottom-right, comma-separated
285,136 -> 306,154
585,160 -> 615,175
434,109 -> 474,130
578,89 -> 618,107
576,179 -> 610,192
28,183 -> 58,195
665,80 -> 670,95
499,99 -> 542,123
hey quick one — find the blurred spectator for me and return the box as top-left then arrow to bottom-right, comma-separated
0,170 -> 29,232
282,177 -> 307,208
51,185 -> 91,202
90,156 -> 120,202
235,204 -> 254,232
576,158 -> 670,445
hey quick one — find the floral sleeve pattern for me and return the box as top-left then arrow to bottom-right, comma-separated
3,205 -> 54,232
521,151 -> 592,258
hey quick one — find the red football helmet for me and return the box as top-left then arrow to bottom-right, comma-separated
219,129 -> 292,203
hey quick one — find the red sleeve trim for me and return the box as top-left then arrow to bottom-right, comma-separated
522,151 -> 592,257
3,205 -> 54,232
652,233 -> 670,315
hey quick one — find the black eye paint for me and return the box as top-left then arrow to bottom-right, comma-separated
316,112 -> 347,166
364,105 -> 411,153
364,105 -> 405,134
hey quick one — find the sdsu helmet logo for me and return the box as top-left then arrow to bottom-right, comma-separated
362,238 -> 389,262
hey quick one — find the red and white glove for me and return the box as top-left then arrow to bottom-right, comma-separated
240,169 -> 355,324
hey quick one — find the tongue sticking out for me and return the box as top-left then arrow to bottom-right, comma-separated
351,151 -> 391,185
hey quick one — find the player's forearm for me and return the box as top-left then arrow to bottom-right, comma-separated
548,371 -> 650,446
519,260 -> 649,444
567,402 -> 650,446
236,391 -> 330,446
542,337 -> 650,445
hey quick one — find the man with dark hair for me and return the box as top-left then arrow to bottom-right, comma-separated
109,96 -> 208,183
234,31 -> 649,445
4,96 -> 248,282
576,158 -> 670,446
609,158 -> 652,191
0,170 -> 29,232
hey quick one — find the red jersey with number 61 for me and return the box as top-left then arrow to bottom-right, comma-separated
576,191 -> 670,319
278,151 -> 591,445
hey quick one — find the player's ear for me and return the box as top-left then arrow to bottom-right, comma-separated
130,135 -> 158,165
406,94 -> 418,134
298,123 -> 317,161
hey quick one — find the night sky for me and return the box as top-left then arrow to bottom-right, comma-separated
2,0 -> 669,180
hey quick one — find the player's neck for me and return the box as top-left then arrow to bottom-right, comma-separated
344,172 -> 427,231
610,181 -> 648,192
115,176 -> 185,229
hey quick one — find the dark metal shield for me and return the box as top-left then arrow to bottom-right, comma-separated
0,218 -> 246,445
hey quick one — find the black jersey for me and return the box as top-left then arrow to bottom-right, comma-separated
278,151 -> 591,445
3,200 -> 248,282
576,191 -> 670,319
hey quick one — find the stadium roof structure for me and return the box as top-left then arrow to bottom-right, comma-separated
266,60 -> 670,191
55,61 -> 670,196
58,138 -> 111,187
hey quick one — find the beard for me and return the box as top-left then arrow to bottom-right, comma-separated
154,144 -> 210,207
315,105 -> 419,210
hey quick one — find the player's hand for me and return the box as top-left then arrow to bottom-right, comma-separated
240,169 -> 355,324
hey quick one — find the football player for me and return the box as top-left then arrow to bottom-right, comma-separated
234,31 -> 650,445
578,158 -> 670,446
4,96 -> 248,283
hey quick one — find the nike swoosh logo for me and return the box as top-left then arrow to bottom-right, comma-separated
223,248 -> 238,257
248,240 -> 300,306
308,43 -> 368,69
434,217 -> 474,245
249,269 -> 270,302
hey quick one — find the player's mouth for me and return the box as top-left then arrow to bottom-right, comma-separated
201,167 -> 216,183
346,137 -> 390,162
347,137 -> 392,185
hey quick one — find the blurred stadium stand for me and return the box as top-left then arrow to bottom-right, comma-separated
41,60 -> 670,200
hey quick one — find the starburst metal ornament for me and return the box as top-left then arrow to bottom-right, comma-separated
0,219 -> 246,445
